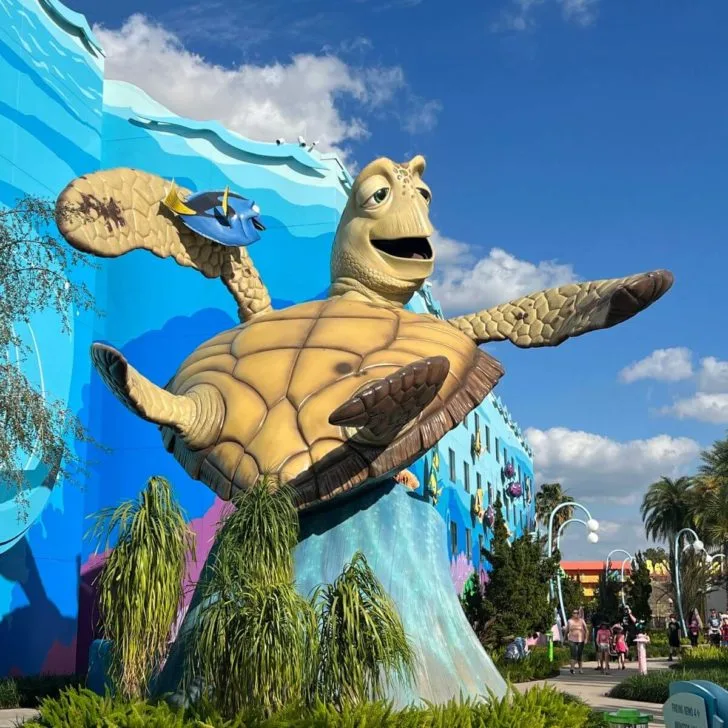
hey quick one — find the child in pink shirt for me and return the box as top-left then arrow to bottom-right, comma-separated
613,624 -> 628,669
596,623 -> 612,674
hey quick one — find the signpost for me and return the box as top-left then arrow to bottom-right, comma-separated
663,692 -> 709,728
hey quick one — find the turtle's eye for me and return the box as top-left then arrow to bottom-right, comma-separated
418,188 -> 431,205
363,187 -> 390,209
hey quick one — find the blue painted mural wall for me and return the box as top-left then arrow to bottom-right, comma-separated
0,0 -> 103,676
0,0 -> 534,678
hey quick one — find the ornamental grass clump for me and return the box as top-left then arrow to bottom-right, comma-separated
187,475 -> 317,717
88,476 -> 195,700
312,551 -> 416,707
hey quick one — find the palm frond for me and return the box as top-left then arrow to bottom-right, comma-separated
90,476 -> 195,700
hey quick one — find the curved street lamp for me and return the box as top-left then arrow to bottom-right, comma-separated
554,517 -> 599,624
674,527 -> 704,634
605,549 -> 633,608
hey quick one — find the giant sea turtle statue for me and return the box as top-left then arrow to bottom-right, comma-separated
57,156 -> 672,705
57,156 -> 672,509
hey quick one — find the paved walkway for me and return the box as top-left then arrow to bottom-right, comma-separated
515,657 -> 671,727
0,708 -> 39,727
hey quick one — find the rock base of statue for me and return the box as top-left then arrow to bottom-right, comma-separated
155,480 -> 506,707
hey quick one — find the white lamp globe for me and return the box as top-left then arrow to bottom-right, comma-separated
693,539 -> 704,552
587,532 -> 599,544
587,519 -> 599,532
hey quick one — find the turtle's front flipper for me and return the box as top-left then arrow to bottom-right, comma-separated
91,343 -> 224,450
329,356 -> 450,442
447,270 -> 673,347
56,169 -> 272,323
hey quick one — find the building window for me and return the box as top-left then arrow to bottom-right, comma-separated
518,465 -> 522,483
466,528 -> 472,559
495,438 -> 500,463
503,447 -> 508,466
505,498 -> 510,520
463,461 -> 470,492
488,481 -> 494,503
449,448 -> 456,482
450,521 -> 458,556
476,472 -> 482,492
478,533 -> 484,554
464,413 -> 468,429
485,425 -> 491,452
474,413 -> 480,433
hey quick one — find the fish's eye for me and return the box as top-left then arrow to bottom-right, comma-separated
418,188 -> 431,205
363,187 -> 390,209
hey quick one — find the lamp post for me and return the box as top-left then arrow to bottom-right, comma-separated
673,527 -> 704,635
554,517 -> 600,625
604,549 -> 634,608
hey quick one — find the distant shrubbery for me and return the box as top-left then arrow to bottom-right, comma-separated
493,647 -> 568,682
0,674 -> 82,709
23,685 -> 602,728
610,646 -> 728,704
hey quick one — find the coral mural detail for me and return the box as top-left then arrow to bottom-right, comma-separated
450,552 -> 475,595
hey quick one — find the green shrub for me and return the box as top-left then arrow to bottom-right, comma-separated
609,667 -> 728,704
24,684 -> 604,727
88,475 -> 195,700
681,645 -> 728,670
312,551 -> 415,706
188,478 -> 316,718
0,678 -> 19,709
493,647 -> 564,682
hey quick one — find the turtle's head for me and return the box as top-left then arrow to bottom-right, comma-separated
330,155 -> 434,306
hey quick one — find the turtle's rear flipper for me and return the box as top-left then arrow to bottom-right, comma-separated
329,356 -> 450,441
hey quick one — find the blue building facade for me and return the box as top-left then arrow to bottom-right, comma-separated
0,0 -> 534,678
408,285 -> 536,593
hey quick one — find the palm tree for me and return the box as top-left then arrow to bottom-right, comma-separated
534,482 -> 573,548
698,432 -> 728,481
641,475 -> 697,618
641,476 -> 694,551
693,435 -> 728,606
88,476 -> 195,700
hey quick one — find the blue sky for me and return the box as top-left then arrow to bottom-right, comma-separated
69,0 -> 728,557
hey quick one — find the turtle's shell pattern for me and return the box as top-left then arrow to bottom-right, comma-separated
162,297 -> 503,509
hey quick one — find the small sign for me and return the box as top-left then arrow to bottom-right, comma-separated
663,692 -> 709,728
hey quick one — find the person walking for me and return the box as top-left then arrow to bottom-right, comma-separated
707,608 -> 722,647
566,608 -> 588,675
596,622 -> 612,674
720,615 -> 728,647
666,613 -> 682,661
688,608 -> 702,648
613,624 -> 629,670
621,605 -> 637,659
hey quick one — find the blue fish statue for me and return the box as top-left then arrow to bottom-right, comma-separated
162,183 -> 265,247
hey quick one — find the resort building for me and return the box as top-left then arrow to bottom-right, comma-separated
0,0 -> 534,677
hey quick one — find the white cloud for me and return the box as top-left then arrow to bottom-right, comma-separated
559,0 -> 599,25
429,230 -> 577,316
618,347 -> 694,384
492,0 -> 599,32
662,393 -> 728,425
697,357 -> 728,394
525,426 -> 701,502
94,15 -> 437,162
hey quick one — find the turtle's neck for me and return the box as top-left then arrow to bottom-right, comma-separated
329,277 -> 416,308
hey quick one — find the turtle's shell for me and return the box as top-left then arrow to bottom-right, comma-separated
162,297 -> 503,510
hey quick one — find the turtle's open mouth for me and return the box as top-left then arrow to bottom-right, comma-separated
370,237 -> 432,260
